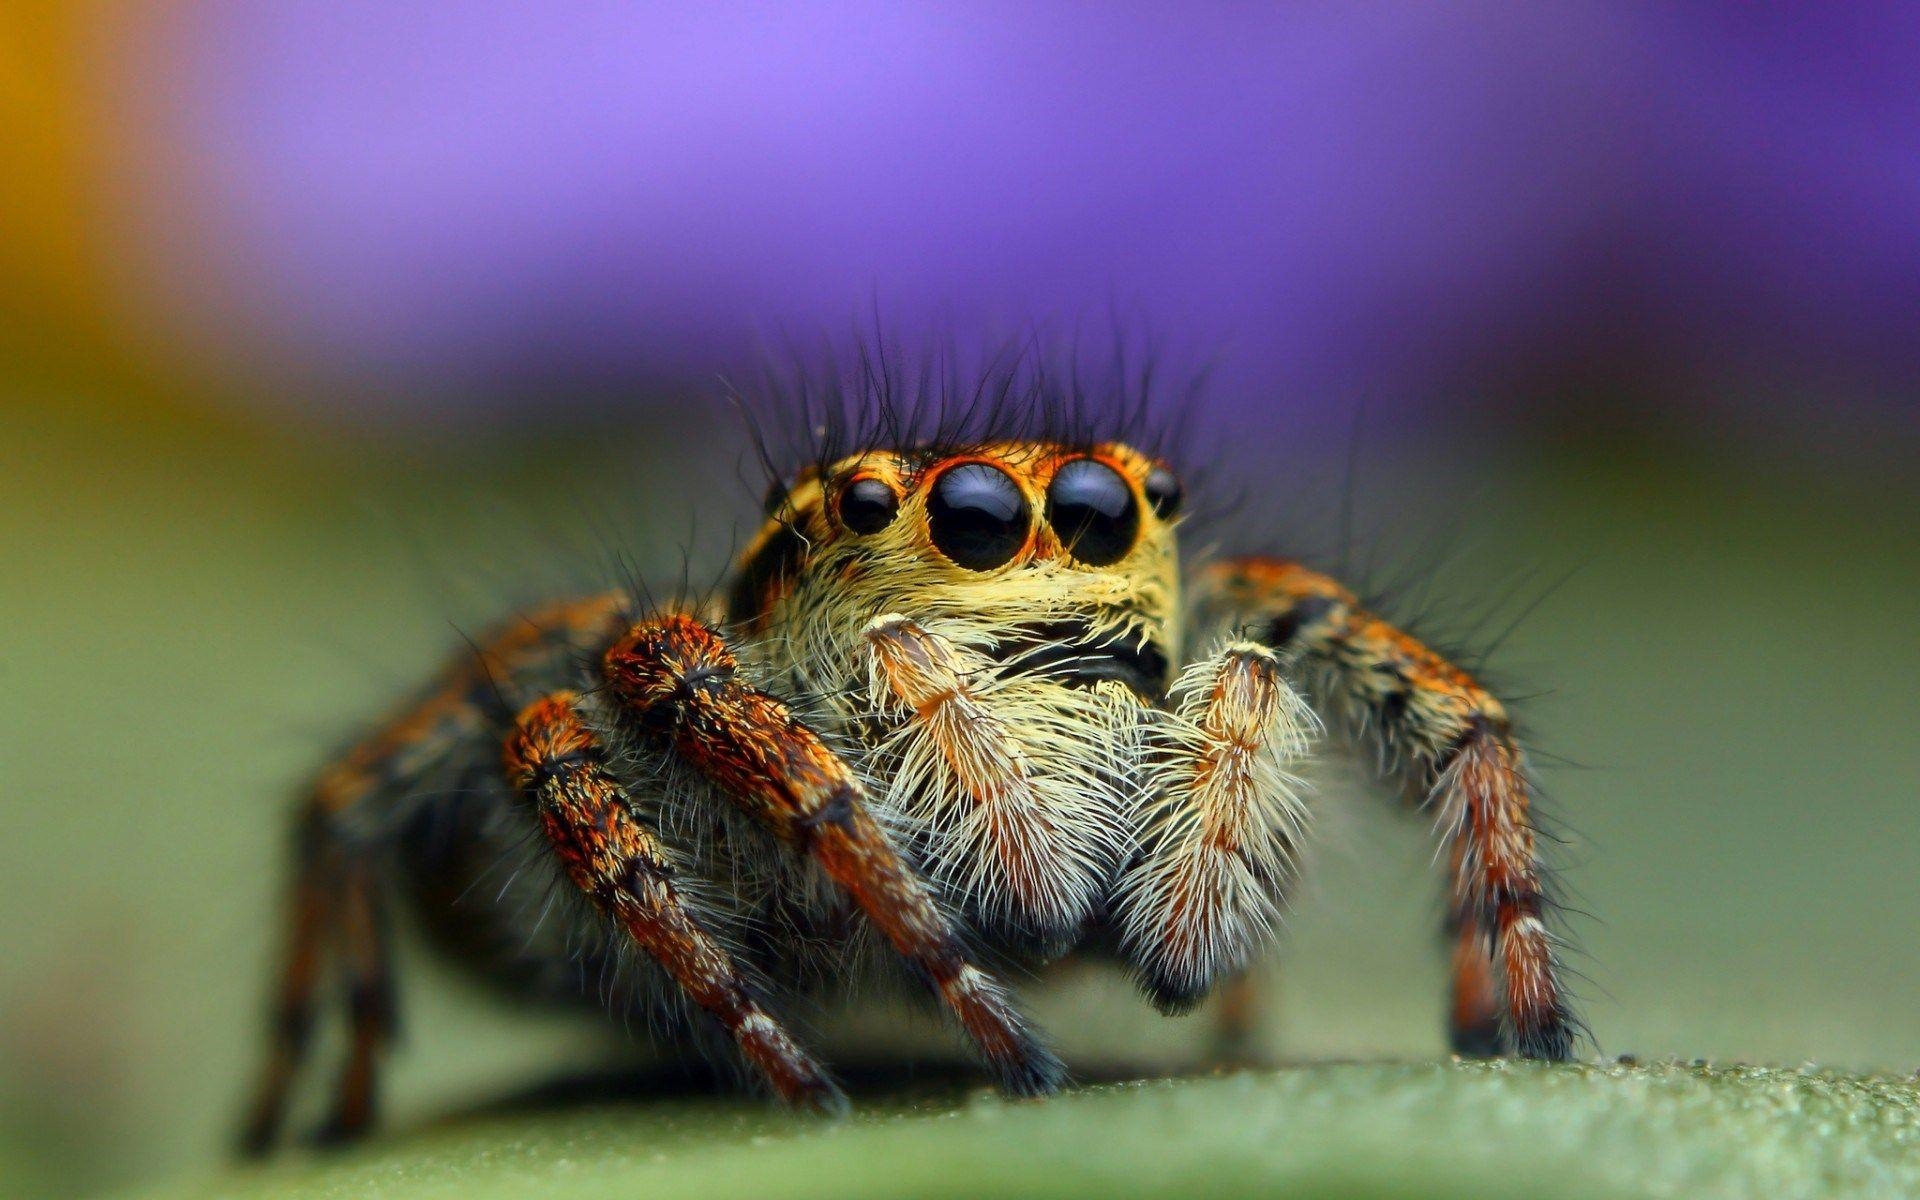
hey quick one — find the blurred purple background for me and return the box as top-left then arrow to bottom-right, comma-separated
115,4 -> 1920,437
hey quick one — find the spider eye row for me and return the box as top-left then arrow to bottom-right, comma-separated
834,457 -> 1182,571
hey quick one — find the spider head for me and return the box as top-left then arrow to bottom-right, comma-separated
730,441 -> 1185,693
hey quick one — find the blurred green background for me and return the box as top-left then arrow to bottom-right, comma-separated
4,5 -> 1919,1198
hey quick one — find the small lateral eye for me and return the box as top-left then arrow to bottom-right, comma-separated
837,476 -> 899,534
927,462 -> 1029,571
1045,458 -> 1140,566
1144,465 -> 1184,519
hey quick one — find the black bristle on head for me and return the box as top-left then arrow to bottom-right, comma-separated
728,327 -> 1201,509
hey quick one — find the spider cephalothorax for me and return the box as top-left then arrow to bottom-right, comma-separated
241,382 -> 1581,1150
730,441 -> 1185,951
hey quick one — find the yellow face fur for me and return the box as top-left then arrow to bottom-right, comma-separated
732,440 -> 1183,672
726,439 -> 1190,943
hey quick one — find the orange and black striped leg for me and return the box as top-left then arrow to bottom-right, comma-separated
503,693 -> 843,1111
1434,718 -> 1575,1059
240,804 -> 398,1154
239,813 -> 334,1156
603,613 -> 1065,1097
240,593 -> 634,1155
1444,841 -> 1502,1056
1191,558 -> 1579,1061
315,857 -> 396,1144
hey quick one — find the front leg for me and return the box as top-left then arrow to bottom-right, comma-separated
861,614 -> 1131,950
1191,557 -> 1580,1060
503,692 -> 843,1111
1112,642 -> 1317,1011
601,613 -> 1065,1097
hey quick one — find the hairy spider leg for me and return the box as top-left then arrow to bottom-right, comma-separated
1189,558 -> 1578,1060
1114,642 -> 1316,1012
240,595 -> 631,1153
861,614 -> 1126,950
320,854 -> 394,1143
240,740 -> 428,1152
503,692 -> 844,1110
238,808 -> 340,1155
1445,836 -> 1502,1054
602,612 -> 1066,1097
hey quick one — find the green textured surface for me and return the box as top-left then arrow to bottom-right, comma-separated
129,1063 -> 1920,1200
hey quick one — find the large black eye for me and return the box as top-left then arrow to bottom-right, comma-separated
1143,465 -> 1183,519
927,462 -> 1029,570
837,476 -> 898,534
1046,458 -> 1139,566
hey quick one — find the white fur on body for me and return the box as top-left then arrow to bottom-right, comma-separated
411,588 -> 1317,1053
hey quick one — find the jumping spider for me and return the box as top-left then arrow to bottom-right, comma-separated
241,378 -> 1579,1150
